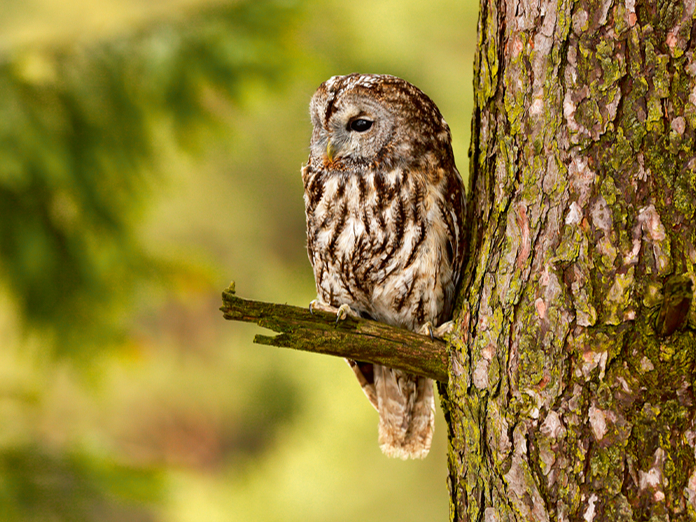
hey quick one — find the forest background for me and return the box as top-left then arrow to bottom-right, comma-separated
0,0 -> 476,520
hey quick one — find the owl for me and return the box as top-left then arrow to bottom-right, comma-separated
302,73 -> 466,459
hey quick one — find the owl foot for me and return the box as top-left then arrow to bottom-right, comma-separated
309,299 -> 334,315
418,320 -> 454,340
336,303 -> 358,322
418,322 -> 435,340
308,300 -> 359,323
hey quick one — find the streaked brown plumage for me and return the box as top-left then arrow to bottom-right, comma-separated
302,73 -> 466,459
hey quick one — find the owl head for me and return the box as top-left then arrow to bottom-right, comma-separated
308,74 -> 454,171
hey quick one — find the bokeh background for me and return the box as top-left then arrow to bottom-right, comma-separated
0,0 -> 477,520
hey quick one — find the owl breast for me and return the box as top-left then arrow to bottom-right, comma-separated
303,161 -> 461,331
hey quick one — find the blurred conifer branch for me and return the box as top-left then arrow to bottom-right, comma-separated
220,283 -> 449,382
0,1 -> 307,517
0,0 -> 303,354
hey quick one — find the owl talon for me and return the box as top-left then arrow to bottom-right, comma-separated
418,322 -> 435,341
309,299 -> 334,315
418,320 -> 454,340
433,320 -> 455,338
336,303 -> 356,323
309,300 -> 358,323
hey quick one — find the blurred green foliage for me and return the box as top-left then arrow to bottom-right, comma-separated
0,0 -> 476,520
0,0 -> 303,352
0,444 -> 163,522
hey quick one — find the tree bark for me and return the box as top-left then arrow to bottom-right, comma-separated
443,0 -> 696,520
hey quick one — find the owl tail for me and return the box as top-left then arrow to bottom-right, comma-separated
346,360 -> 435,459
374,366 -> 435,459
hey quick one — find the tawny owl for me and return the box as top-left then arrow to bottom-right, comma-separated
302,73 -> 466,459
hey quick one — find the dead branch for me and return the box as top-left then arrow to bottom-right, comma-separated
220,282 -> 448,382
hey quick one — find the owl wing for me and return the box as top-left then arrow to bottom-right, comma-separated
346,359 -> 378,410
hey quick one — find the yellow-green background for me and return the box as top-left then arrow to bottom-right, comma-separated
0,1 -> 477,519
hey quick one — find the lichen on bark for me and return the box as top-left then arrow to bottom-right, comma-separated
444,0 -> 696,519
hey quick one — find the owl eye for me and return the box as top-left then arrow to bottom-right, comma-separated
349,118 -> 373,132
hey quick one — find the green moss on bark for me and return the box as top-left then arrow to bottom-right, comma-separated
448,0 -> 696,519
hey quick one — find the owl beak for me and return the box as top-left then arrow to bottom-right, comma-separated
326,139 -> 337,162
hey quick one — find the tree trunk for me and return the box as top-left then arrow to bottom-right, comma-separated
442,0 -> 696,520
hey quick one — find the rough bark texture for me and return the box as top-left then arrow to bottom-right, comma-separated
442,0 -> 696,520
220,283 -> 448,382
